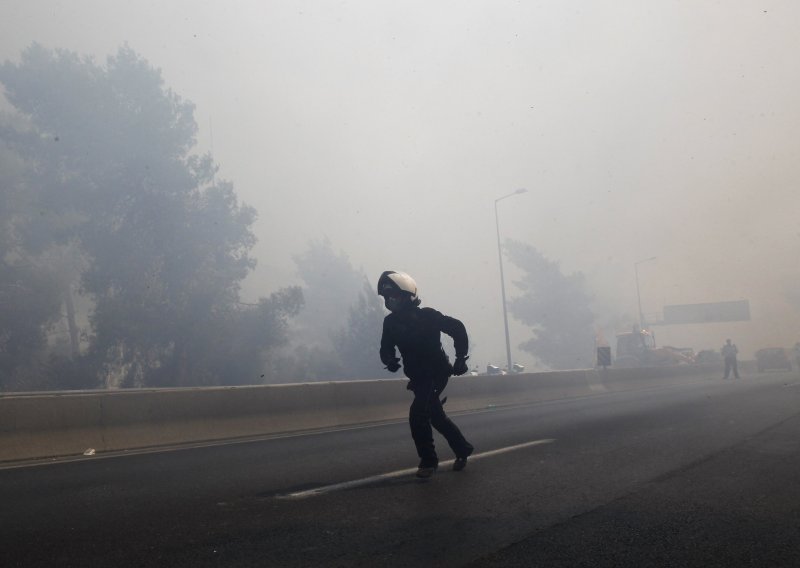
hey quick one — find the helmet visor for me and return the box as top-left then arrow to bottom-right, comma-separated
384,293 -> 406,312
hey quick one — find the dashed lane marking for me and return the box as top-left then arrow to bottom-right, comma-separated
276,438 -> 555,500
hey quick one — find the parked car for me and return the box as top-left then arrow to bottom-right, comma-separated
755,348 -> 792,372
696,349 -> 722,365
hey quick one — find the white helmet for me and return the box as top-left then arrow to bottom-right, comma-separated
377,270 -> 421,307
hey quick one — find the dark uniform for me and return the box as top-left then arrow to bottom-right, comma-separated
380,305 -> 474,469
794,342 -> 800,372
722,339 -> 739,379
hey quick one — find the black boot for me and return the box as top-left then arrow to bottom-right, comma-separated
416,461 -> 438,478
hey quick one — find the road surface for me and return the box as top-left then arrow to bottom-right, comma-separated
3,371 -> 800,567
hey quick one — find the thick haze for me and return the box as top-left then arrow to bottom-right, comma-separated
3,1 -> 799,366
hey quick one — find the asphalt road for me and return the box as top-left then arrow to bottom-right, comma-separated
3,371 -> 800,567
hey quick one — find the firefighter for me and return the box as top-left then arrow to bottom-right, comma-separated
794,342 -> 800,372
722,338 -> 740,379
377,271 -> 474,478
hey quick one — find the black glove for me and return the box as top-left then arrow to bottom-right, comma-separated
385,359 -> 401,373
453,356 -> 469,376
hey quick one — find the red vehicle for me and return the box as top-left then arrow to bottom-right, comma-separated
615,327 -> 694,368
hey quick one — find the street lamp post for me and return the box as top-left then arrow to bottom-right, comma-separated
634,256 -> 657,329
495,188 -> 527,372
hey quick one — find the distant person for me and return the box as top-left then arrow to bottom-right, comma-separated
377,270 -> 474,478
721,338 -> 740,379
794,342 -> 800,372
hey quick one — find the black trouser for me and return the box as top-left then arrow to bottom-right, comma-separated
409,377 -> 473,467
724,357 -> 739,379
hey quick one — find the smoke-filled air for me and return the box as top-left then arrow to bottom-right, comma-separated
2,1 -> 799,390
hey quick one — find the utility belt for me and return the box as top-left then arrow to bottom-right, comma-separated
407,375 -> 450,395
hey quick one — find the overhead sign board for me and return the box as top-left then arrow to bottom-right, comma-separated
662,300 -> 750,325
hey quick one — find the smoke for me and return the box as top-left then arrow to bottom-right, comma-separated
3,1 -> 799,366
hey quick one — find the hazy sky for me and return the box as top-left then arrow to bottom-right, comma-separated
3,1 -> 799,364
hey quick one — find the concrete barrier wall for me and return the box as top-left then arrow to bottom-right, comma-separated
0,364 -> 723,463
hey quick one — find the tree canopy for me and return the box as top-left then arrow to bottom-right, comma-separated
506,240 -> 596,370
0,44 -> 300,389
291,238 -> 366,350
271,239 -> 390,382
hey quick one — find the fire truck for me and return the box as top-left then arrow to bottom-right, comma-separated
614,326 -> 694,368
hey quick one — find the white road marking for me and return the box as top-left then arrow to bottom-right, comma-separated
277,438 -> 555,500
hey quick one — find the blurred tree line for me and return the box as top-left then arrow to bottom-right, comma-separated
0,45 -> 386,391
505,240 -> 596,370
0,44 -> 596,390
268,239 -> 392,383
